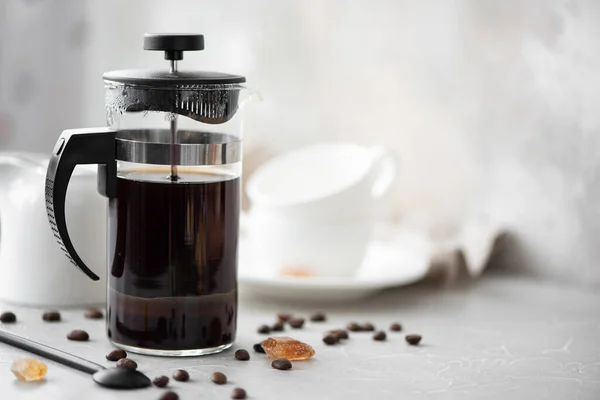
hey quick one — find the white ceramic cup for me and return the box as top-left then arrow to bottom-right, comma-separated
244,143 -> 396,278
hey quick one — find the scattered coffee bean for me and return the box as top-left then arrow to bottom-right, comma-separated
373,331 -> 387,341
172,369 -> 190,382
406,334 -> 422,346
159,391 -> 178,400
271,357 -> 292,370
323,334 -> 338,345
235,349 -> 250,361
277,313 -> 292,322
84,308 -> 103,319
116,358 -> 137,370
390,322 -> 402,332
67,330 -> 89,341
42,311 -> 61,322
362,322 -> 375,332
231,387 -> 247,399
347,322 -> 361,332
211,371 -> 227,385
153,376 -> 169,388
106,349 -> 127,361
257,324 -> 271,334
310,312 -> 326,322
330,329 -> 349,340
0,312 -> 16,323
271,321 -> 285,332
289,318 -> 305,329
253,343 -> 266,353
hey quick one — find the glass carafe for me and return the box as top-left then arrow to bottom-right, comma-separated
45,34 -> 254,356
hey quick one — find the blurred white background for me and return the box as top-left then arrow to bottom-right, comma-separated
1,0 -> 599,288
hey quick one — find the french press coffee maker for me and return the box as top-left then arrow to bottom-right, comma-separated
46,34 -> 252,356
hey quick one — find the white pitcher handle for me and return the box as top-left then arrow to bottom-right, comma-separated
369,146 -> 397,198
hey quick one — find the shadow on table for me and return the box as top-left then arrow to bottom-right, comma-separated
13,378 -> 47,391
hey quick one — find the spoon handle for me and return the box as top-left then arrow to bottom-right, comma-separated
0,329 -> 104,375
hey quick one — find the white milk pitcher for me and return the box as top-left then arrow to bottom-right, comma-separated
245,143 -> 397,278
0,152 -> 107,306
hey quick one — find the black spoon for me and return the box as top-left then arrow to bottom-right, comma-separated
0,329 -> 151,389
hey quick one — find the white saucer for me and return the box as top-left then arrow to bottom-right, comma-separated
238,231 -> 433,303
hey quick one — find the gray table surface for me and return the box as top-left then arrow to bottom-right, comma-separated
0,273 -> 599,400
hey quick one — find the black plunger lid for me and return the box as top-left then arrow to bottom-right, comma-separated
103,33 -> 246,86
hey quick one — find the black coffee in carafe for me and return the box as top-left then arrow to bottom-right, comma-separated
45,33 -> 252,356
108,169 -> 240,351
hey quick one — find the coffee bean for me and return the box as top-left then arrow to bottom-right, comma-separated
323,334 -> 338,345
84,308 -> 103,319
159,391 -> 178,400
172,369 -> 189,382
153,375 -> 169,388
277,313 -> 292,322
330,329 -> 349,340
390,323 -> 402,332
373,331 -> 387,341
42,311 -> 61,322
347,322 -> 361,332
362,322 -> 375,332
406,334 -> 422,345
271,321 -> 285,332
257,324 -> 271,334
235,349 -> 250,361
211,371 -> 227,385
67,330 -> 89,341
253,343 -> 265,353
231,387 -> 247,399
0,312 -> 16,323
116,358 -> 137,370
271,358 -> 292,370
289,318 -> 305,329
310,312 -> 326,322
106,349 -> 127,361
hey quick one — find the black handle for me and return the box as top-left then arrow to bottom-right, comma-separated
0,329 -> 105,375
143,33 -> 204,61
45,128 -> 117,281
